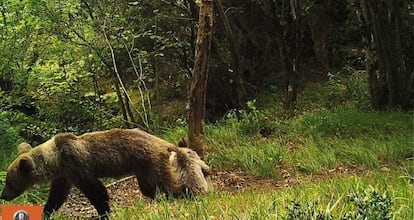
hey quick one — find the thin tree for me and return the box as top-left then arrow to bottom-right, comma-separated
188,0 -> 214,157
360,0 -> 413,110
215,0 -> 246,109
263,0 -> 300,110
288,0 -> 301,110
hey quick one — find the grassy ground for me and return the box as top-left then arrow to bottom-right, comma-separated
109,170 -> 412,220
148,77 -> 413,219
156,102 -> 413,219
1,78 -> 413,219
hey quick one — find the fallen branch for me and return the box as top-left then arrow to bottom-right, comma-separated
105,175 -> 135,188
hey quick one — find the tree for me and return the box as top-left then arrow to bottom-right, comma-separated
214,0 -> 246,109
188,0 -> 214,157
263,0 -> 300,109
360,0 -> 413,110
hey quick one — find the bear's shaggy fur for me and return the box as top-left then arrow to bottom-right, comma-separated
169,139 -> 211,196
0,128 -> 210,219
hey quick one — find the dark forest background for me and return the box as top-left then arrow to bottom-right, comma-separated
1,2 -> 413,219
0,0 -> 413,147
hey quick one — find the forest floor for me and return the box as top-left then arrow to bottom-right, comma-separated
58,166 -> 358,219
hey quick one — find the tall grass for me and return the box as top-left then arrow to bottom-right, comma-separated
106,170 -> 412,220
203,104 -> 413,177
157,79 -> 412,179
50,171 -> 409,219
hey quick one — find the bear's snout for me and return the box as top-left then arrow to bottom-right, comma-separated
0,186 -> 19,201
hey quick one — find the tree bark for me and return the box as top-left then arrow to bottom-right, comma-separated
263,0 -> 298,109
360,0 -> 413,110
112,77 -> 130,128
215,0 -> 246,109
287,0 -> 300,110
360,0 -> 385,109
188,0 -> 214,157
186,0 -> 199,56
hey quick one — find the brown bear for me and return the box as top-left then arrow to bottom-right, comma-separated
0,128 -> 210,219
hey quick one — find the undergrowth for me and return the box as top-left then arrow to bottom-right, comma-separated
202,105 -> 412,177
1,77 -> 412,219
106,171 -> 412,219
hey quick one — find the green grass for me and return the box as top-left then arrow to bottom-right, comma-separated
200,104 -> 413,177
209,143 -> 285,178
49,170 -> 412,219
157,79 -> 413,178
297,107 -> 412,139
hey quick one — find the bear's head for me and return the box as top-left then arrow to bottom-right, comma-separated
170,138 -> 211,196
1,143 -> 38,201
177,138 -> 211,176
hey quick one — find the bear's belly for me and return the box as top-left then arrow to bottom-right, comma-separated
90,163 -> 133,178
88,158 -> 149,179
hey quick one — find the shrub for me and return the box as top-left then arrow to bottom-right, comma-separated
343,188 -> 392,220
325,68 -> 369,109
224,99 -> 282,137
0,112 -> 24,168
285,201 -> 332,220
284,189 -> 393,220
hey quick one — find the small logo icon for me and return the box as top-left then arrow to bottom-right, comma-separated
13,210 -> 29,220
1,205 -> 42,220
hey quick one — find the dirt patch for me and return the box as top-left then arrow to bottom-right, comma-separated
211,169 -> 298,192
58,176 -> 144,219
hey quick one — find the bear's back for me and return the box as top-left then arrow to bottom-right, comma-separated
53,129 -> 176,179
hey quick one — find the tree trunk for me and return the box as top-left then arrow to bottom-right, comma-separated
308,0 -> 334,69
360,0 -> 413,110
124,92 -> 136,125
263,0 -> 298,109
186,0 -> 199,56
286,0 -> 300,110
188,0 -> 214,157
215,0 -> 246,109
112,77 -> 130,128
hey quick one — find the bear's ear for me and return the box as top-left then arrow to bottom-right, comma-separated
19,156 -> 35,174
178,138 -> 187,148
17,143 -> 32,155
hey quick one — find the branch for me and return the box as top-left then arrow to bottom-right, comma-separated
123,42 -> 151,128
61,64 -> 147,131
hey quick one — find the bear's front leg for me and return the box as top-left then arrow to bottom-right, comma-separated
76,178 -> 110,220
44,177 -> 72,218
134,173 -> 157,199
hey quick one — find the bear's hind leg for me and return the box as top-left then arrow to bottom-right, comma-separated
77,178 -> 110,219
44,178 -> 72,217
